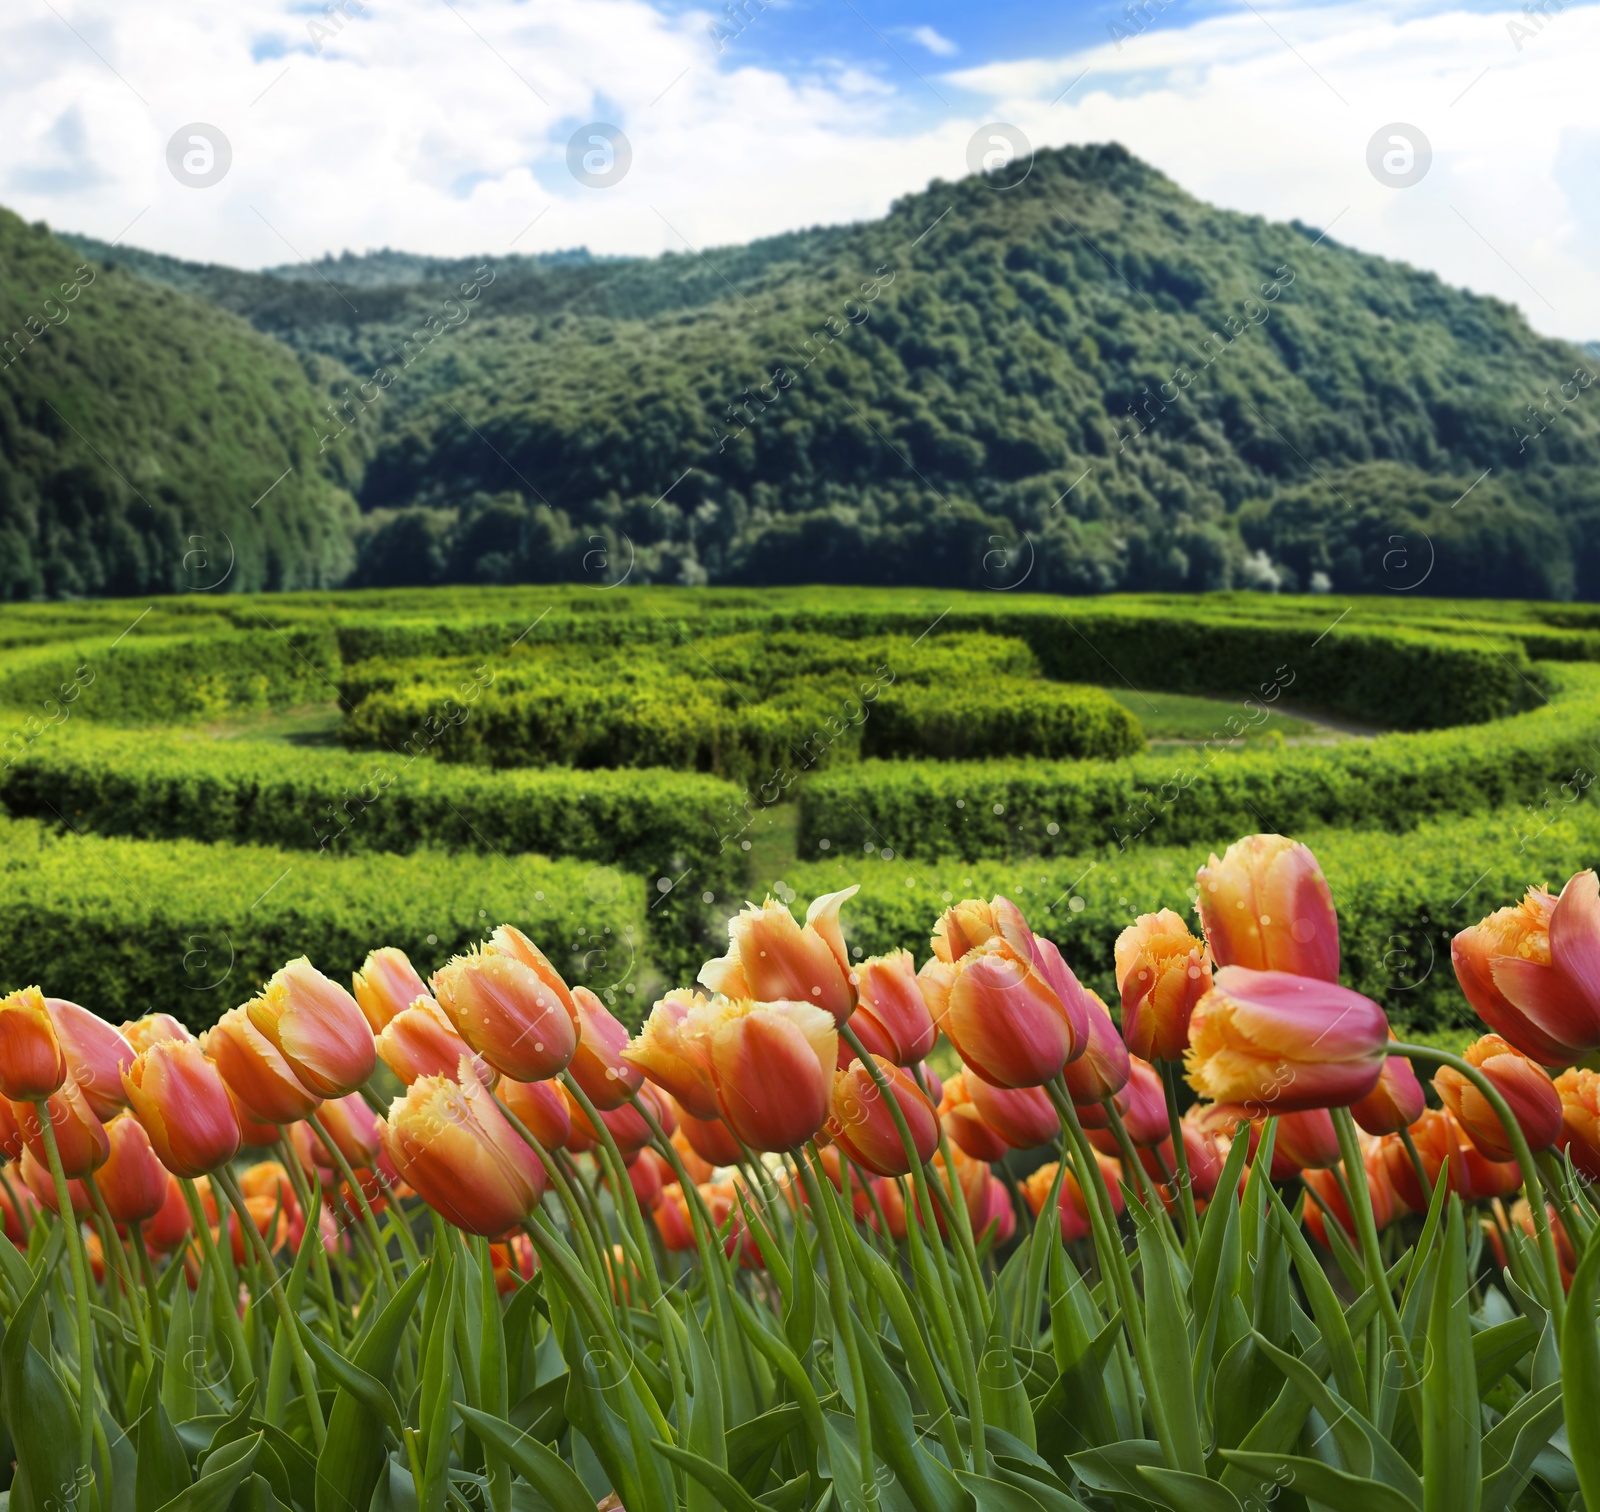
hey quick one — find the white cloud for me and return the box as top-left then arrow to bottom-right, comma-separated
0,0 -> 1596,340
908,25 -> 958,56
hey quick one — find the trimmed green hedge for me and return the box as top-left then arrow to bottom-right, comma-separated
0,816 -> 659,1029
0,725 -> 746,893
780,796 -> 1600,1036
797,663 -> 1600,862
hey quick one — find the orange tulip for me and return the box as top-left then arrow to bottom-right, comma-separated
0,1098 -> 21,1161
700,888 -> 857,1025
95,1113 -> 170,1223
239,1160 -> 301,1219
1116,910 -> 1212,1062
1061,987 -> 1131,1111
624,989 -> 718,1119
1189,1102 -> 1338,1180
122,1040 -> 242,1177
11,1076 -> 110,1178
700,998 -> 836,1153
380,1073 -> 547,1236
1304,1140 -> 1396,1249
1020,1161 -> 1090,1243
481,924 -> 581,1027
311,1091 -> 384,1169
205,1005 -> 323,1124
1119,1057 -> 1171,1147
620,1148 -> 667,1209
1434,1034 -> 1562,1162
21,1146 -> 89,1216
497,1076 -> 572,1151
670,1127 -> 716,1186
0,987 -> 67,1101
964,1075 -> 1058,1150
1452,873 -> 1600,1066
1172,1113 -> 1229,1202
0,1172 -> 40,1241
970,1172 -> 1016,1245
1196,834 -> 1340,982
247,957 -> 376,1099
353,945 -> 434,1032
921,897 -> 1088,1089
1554,1067 -> 1600,1180
376,1001 -> 495,1088
490,1233 -> 538,1291
671,1097 -> 743,1167
562,1082 -> 655,1156
1185,967 -> 1388,1115
938,1071 -> 1012,1161
1382,1108 -> 1471,1210
1350,1043 -> 1425,1136
45,998 -> 134,1121
143,1173 -> 192,1251
849,950 -> 936,1066
1458,1135 -> 1522,1200
826,1057 -> 939,1177
225,1195 -> 292,1263
120,1013 -> 194,1053
432,948 -> 577,1083
653,1182 -> 699,1251
568,987 -> 643,1110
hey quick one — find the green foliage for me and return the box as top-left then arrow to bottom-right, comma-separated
0,814 -> 653,1026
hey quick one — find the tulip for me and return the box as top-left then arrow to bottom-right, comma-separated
562,1082 -> 655,1156
938,1072 -> 1013,1161
700,888 -> 858,1025
1120,1058 -> 1171,1147
497,1076 -> 572,1151
143,1174 -> 192,1252
621,1148 -> 667,1210
965,1075 -> 1058,1150
95,1113 -> 170,1224
1350,1044 -> 1426,1136
700,998 -> 837,1153
239,1160 -> 301,1221
653,1183 -> 698,1251
932,896 -> 1037,964
0,1173 -> 40,1241
120,1013 -> 194,1053
311,1091 -> 384,1169
1185,967 -> 1388,1114
671,1127 -> 716,1187
1508,1198 -> 1577,1278
380,1073 -> 547,1236
1061,988 -> 1131,1110
1554,1067 -> 1600,1180
225,1195 -> 292,1263
0,1097 -> 23,1161
1382,1108 -> 1472,1211
21,1147 -> 88,1216
1452,874 -> 1600,1065
11,1076 -> 110,1178
850,950 -> 937,1065
353,946 -> 435,1032
0,986 -> 67,1101
205,1005 -> 323,1125
826,1057 -> 940,1177
376,1001 -> 495,1088
921,907 -> 1088,1089
1116,910 -> 1212,1062
672,1098 -> 744,1167
970,1172 -> 1015,1245
247,957 -> 377,1099
1196,834 -> 1340,981
1434,1035 -> 1563,1162
432,948 -> 577,1083
1021,1161 -> 1091,1243
1459,1135 -> 1522,1200
1188,1102 -> 1338,1180
490,1234 -> 538,1292
122,1040 -> 242,1178
1173,1114 -> 1228,1202
1304,1140 -> 1396,1249
45,999 -> 134,1121
623,990 -> 718,1119
482,924 -> 580,1027
568,987 -> 644,1110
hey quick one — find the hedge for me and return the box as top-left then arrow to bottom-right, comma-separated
0,816 -> 664,1029
796,662 -> 1600,861
0,725 -> 747,893
777,795 -> 1600,1036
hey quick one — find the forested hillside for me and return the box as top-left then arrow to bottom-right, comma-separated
19,143 -> 1600,597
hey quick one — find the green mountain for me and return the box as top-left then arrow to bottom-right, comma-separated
0,209 -> 361,597
29,144 -> 1600,598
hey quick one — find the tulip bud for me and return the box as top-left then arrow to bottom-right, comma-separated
205,1005 -> 323,1125
143,1173 -> 192,1252
850,950 -> 936,1066
1304,1136 -> 1397,1248
1382,1108 -> 1472,1210
0,987 -> 67,1101
826,1057 -> 939,1177
1185,967 -> 1388,1114
490,1233 -> 538,1291
700,889 -> 858,1025
95,1113 -> 171,1224
380,1073 -> 547,1236
653,1182 -> 698,1251
432,948 -> 577,1083
312,1091 -> 384,1169
938,1071 -> 1012,1161
1020,1161 -> 1089,1243
670,1127 -> 716,1187
1434,1034 -> 1563,1162
1197,835 -> 1340,981
239,1160 -> 300,1221
970,1171 -> 1015,1245
671,1097 -> 744,1167
702,998 -> 837,1153
45,999 -> 134,1121
0,1097 -> 21,1161
10,1075 -> 110,1178
964,1074 -> 1058,1150
0,1171 -> 39,1241
497,1076 -> 572,1151
353,946 -> 434,1033
1452,873 -> 1600,1066
1115,910 -> 1212,1062
624,990 -> 718,1119
1350,1044 -> 1426,1136
568,987 -> 644,1110
1554,1067 -> 1600,1180
1062,988 -> 1132,1113
562,1081 -> 655,1156
21,1146 -> 88,1216
122,1040 -> 242,1177
120,1014 -> 193,1054
247,958 -> 377,1099
483,925 -> 580,1027
376,1001 -> 495,1088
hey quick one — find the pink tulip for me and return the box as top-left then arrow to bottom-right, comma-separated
1197,835 -> 1340,982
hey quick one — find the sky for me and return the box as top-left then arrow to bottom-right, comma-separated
2,0 -> 1597,340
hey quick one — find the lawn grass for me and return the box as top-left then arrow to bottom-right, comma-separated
1103,687 -> 1329,743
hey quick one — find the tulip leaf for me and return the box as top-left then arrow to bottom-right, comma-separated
161,1278 -> 199,1426
1421,1198 -> 1480,1512
1472,1317 -> 1538,1396
154,1432 -> 262,1512
418,1275 -> 458,1512
652,1440 -> 769,1512
686,1303 -> 727,1512
1134,1466 -> 1242,1512
1067,1439 -> 1167,1499
508,1372 -> 569,1442
314,1257 -> 430,1512
785,1220 -> 817,1361
729,1404 -> 805,1491
456,1402 -> 596,1512
732,1293 -> 827,1482
1480,1380 -> 1565,1512
1562,1223 -> 1600,1511
1220,1451 -> 1419,1512
952,1470 -> 1050,1511
234,1473 -> 284,1512
1043,1238 -> 1115,1452
1130,1199 -> 1204,1477
133,1363 -> 193,1512
1266,1185 -> 1363,1409
754,1472 -> 815,1512
1,1236 -> 84,1512
985,1462 -> 1091,1512
848,1314 -> 967,1512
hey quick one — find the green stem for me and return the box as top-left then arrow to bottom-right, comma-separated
307,1111 -> 395,1294
84,1175 -> 152,1371
128,1219 -> 161,1319
277,1137 -> 343,1346
1161,1062 -> 1201,1257
178,1177 -> 255,1396
34,1104 -> 97,1478
1397,1126 -> 1433,1209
